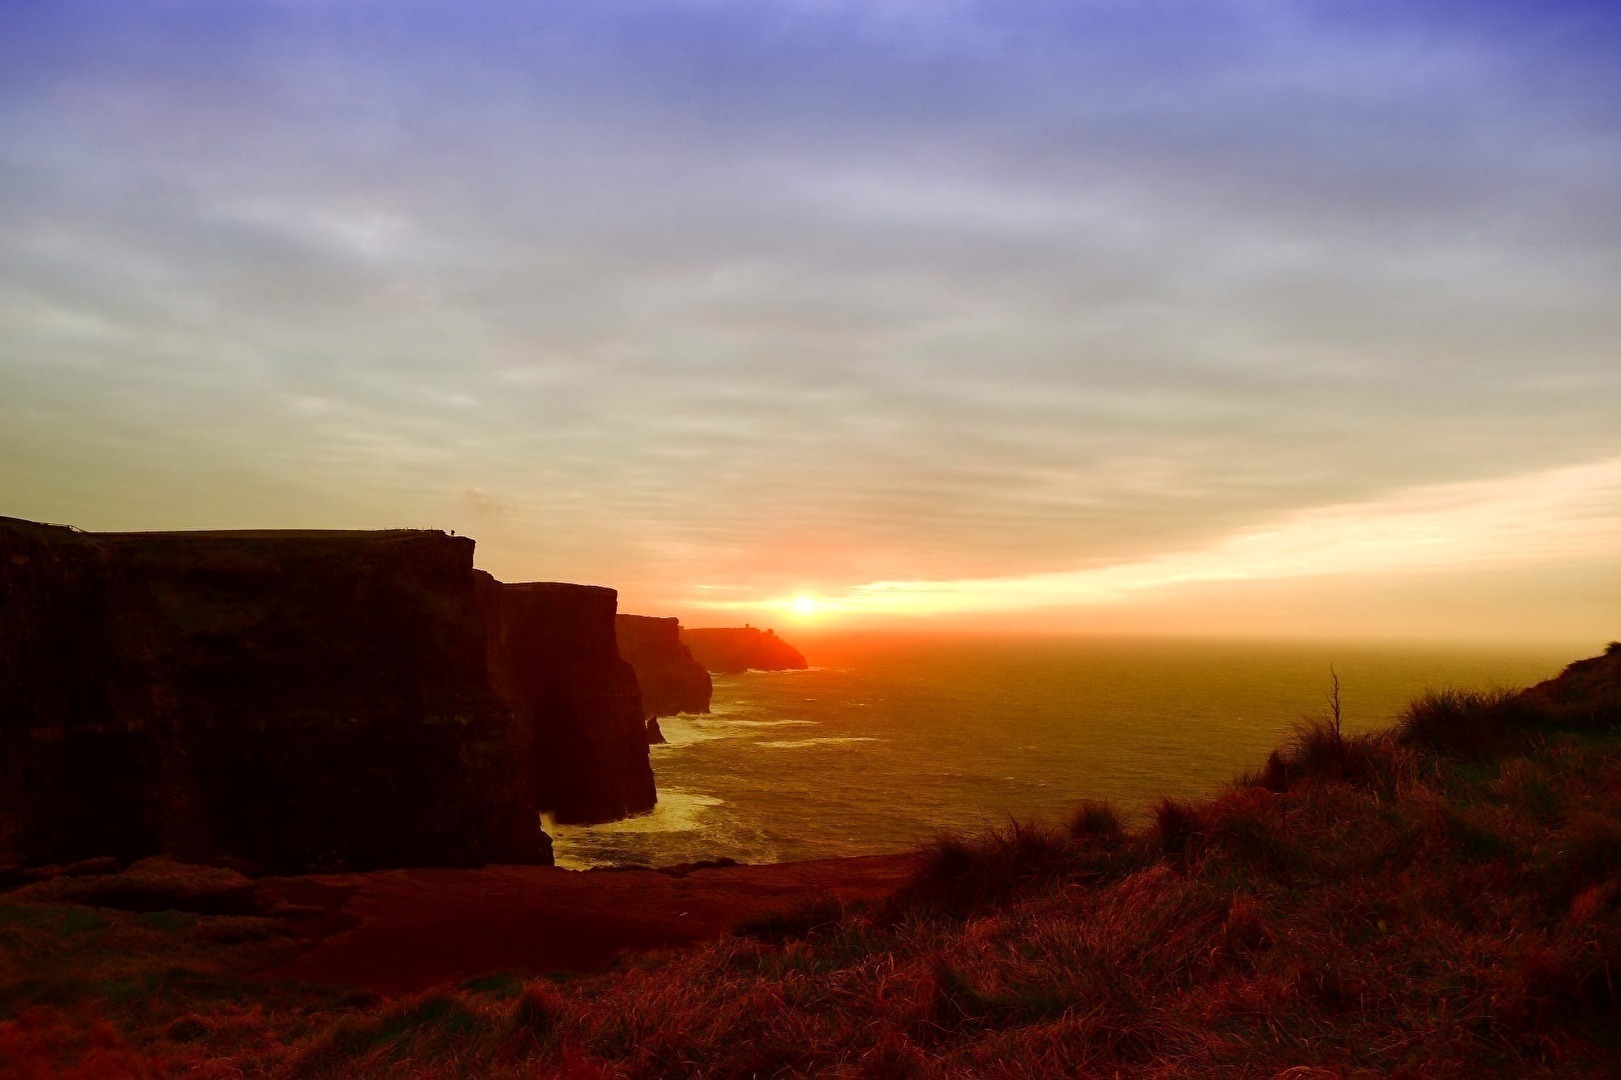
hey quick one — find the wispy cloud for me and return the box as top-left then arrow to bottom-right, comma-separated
723,458 -> 1621,617
1,1 -> 1618,638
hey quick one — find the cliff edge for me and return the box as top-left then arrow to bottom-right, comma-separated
480,579 -> 657,825
0,517 -> 545,874
615,615 -> 712,725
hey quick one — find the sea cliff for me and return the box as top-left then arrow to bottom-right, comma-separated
681,625 -> 808,674
480,578 -> 657,825
615,615 -> 712,728
0,518 -> 545,874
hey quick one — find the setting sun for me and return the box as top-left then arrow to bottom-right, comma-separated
792,594 -> 819,617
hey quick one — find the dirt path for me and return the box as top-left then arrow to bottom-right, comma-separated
259,854 -> 917,994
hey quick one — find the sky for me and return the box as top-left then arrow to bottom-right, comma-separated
2,0 -> 1618,643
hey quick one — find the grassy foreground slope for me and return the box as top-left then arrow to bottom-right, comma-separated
4,645 -> 1621,1078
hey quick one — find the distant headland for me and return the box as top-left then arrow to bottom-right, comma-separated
680,625 -> 810,675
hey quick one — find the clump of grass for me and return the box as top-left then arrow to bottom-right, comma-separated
509,980 -> 566,1041
291,990 -> 486,1073
1394,686 -> 1537,757
1151,797 -> 1205,857
1202,788 -> 1293,873
893,819 -> 1081,919
1067,799 -> 1125,847
1538,811 -> 1621,907
1494,757 -> 1561,821
1239,675 -> 1412,794
734,896 -> 848,942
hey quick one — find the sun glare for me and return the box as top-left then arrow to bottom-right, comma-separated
792,594 -> 819,617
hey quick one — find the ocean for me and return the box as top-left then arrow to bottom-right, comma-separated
548,635 -> 1581,870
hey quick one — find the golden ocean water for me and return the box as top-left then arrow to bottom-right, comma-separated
550,635 -> 1582,869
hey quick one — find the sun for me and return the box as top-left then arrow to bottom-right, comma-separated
792,594 -> 819,617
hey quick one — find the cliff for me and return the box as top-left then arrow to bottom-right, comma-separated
480,579 -> 657,825
680,626 -> 808,675
615,615 -> 712,724
0,517 -> 546,874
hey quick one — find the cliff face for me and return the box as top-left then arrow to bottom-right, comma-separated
0,518 -> 546,874
480,579 -> 657,825
680,627 -> 808,675
614,615 -> 712,722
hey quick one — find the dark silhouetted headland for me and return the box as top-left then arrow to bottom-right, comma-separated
681,625 -> 808,674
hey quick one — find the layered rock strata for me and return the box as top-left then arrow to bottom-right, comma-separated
681,626 -> 808,675
0,518 -> 546,873
480,579 -> 657,825
615,615 -> 713,729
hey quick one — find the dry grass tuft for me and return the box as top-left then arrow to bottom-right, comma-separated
1394,686 -> 1538,757
1066,799 -> 1125,847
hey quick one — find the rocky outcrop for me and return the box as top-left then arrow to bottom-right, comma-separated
480,579 -> 657,825
0,518 -> 546,874
681,626 -> 808,675
615,615 -> 712,727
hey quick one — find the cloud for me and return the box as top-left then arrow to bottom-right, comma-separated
0,0 -> 1618,642
720,457 -> 1621,616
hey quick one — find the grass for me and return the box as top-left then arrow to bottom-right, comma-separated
5,650 -> 1621,1076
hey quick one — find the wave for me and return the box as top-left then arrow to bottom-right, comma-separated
546,787 -> 726,869
757,736 -> 882,750
653,715 -> 820,748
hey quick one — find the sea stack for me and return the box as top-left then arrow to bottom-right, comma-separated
479,578 -> 657,825
680,626 -> 809,675
615,615 -> 713,734
0,517 -> 546,874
